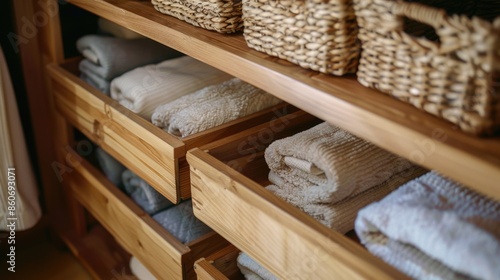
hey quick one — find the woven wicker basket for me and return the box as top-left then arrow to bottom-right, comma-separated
354,0 -> 500,135
242,0 -> 360,76
152,0 -> 243,33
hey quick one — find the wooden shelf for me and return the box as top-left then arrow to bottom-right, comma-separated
67,0 -> 500,201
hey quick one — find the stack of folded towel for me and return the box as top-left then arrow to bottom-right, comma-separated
110,56 -> 233,119
237,252 -> 278,280
121,170 -> 174,215
76,34 -> 182,95
264,121 -> 426,234
151,200 -> 212,244
355,171 -> 500,280
151,78 -> 283,137
95,147 -> 127,187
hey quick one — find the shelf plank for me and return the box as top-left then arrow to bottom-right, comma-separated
67,0 -> 500,201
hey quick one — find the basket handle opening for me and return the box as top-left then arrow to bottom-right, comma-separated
392,1 -> 447,51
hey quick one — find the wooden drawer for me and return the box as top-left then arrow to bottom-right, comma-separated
194,245 -> 243,280
187,111 -> 410,280
48,58 -> 295,203
64,149 -> 229,279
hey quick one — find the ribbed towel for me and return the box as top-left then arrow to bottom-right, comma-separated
267,166 -> 426,234
265,122 -> 414,205
122,170 -> 173,215
237,252 -> 277,280
111,56 -> 233,119
152,200 -> 212,243
355,171 -> 500,280
76,34 -> 182,80
152,78 -> 282,137
95,147 -> 127,187
130,256 -> 157,280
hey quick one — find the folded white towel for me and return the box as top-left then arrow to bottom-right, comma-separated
110,56 -> 233,119
265,122 -> 414,205
355,171 -> 500,280
152,78 -> 282,137
237,252 -> 277,280
267,166 -> 426,234
130,256 -> 157,280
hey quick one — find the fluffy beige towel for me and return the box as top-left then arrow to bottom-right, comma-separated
264,122 -> 415,205
267,166 -> 426,234
355,171 -> 500,280
110,56 -> 233,119
152,78 -> 283,137
237,252 -> 277,280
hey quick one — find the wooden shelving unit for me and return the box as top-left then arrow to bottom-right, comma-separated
35,0 -> 499,279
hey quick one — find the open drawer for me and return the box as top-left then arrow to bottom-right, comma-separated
187,110 -> 413,279
194,245 -> 243,280
47,58 -> 295,203
64,148 -> 229,279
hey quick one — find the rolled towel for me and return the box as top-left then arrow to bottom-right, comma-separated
95,147 -> 127,187
267,165 -> 426,233
76,34 -> 182,80
264,122 -> 414,205
98,18 -> 144,39
237,252 -> 277,280
122,170 -> 173,215
355,171 -> 500,280
80,70 -> 111,95
152,78 -> 282,137
130,256 -> 157,280
111,56 -> 233,119
152,200 -> 212,243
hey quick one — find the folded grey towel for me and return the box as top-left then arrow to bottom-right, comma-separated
355,171 -> 500,280
152,200 -> 212,243
152,78 -> 282,137
111,56 -> 233,119
95,147 -> 127,186
76,34 -> 182,80
122,170 -> 173,215
265,122 -> 414,205
80,69 -> 111,95
236,252 -> 277,280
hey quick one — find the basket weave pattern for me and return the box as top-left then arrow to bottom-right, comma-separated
354,0 -> 500,135
242,0 -> 360,75
152,0 -> 243,33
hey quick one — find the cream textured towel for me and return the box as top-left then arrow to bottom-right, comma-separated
237,252 -> 278,280
130,256 -> 157,280
355,171 -> 500,280
111,56 -> 233,119
265,122 -> 414,205
267,166 -> 426,234
152,78 -> 282,137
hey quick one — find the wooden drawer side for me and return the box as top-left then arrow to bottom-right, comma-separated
64,152 -> 188,279
48,62 -> 183,203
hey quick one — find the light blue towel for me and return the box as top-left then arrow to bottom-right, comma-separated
95,147 -> 126,187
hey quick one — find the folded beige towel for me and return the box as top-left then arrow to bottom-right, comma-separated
152,78 -> 282,137
130,256 -> 157,280
355,171 -> 500,280
267,166 -> 426,233
110,56 -> 233,119
265,122 -> 414,205
237,252 -> 277,280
